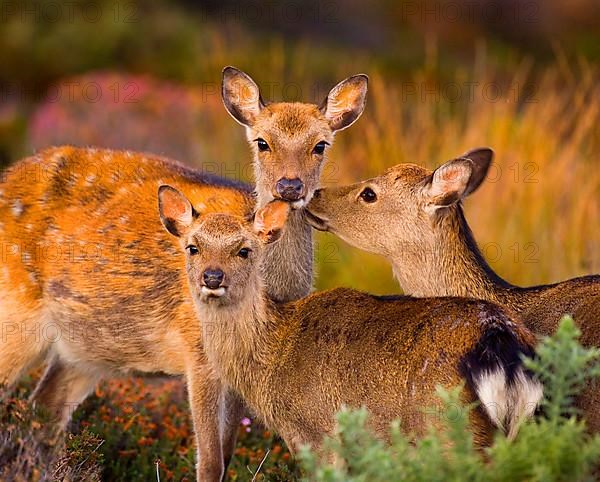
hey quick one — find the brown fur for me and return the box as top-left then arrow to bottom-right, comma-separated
159,195 -> 542,455
0,67 -> 368,481
307,147 -> 600,431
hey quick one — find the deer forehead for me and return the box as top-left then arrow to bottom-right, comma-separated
190,215 -> 251,246
385,164 -> 432,189
253,103 -> 333,141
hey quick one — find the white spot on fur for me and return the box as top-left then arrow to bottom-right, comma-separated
11,199 -> 24,217
291,199 -> 307,209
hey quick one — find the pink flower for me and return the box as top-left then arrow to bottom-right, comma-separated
241,417 -> 252,432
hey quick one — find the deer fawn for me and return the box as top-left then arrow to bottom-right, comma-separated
307,147 -> 600,431
158,186 -> 542,452
0,67 -> 368,481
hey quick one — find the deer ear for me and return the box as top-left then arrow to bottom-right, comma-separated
320,74 -> 368,131
423,148 -> 494,210
158,185 -> 195,237
222,66 -> 265,127
423,158 -> 474,209
460,147 -> 494,196
253,201 -> 290,244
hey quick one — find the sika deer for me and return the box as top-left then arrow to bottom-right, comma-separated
158,186 -> 542,453
0,67 -> 368,481
307,147 -> 600,431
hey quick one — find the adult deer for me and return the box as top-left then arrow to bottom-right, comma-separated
157,188 -> 542,452
0,67 -> 368,481
307,147 -> 600,430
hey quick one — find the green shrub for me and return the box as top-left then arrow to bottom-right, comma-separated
299,316 -> 600,482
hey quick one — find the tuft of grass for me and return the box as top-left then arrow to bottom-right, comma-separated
0,381 -> 103,482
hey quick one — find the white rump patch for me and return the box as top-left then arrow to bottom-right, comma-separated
476,367 -> 543,439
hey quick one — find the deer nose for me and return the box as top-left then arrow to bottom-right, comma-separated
276,178 -> 305,201
312,189 -> 322,199
203,269 -> 224,289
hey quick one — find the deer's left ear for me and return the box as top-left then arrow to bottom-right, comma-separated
320,74 -> 368,131
158,185 -> 196,237
253,201 -> 290,243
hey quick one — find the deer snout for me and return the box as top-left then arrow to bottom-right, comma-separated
202,269 -> 224,289
275,177 -> 305,202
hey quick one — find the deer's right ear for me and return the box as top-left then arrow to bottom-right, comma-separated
158,185 -> 195,237
253,201 -> 290,244
222,66 -> 265,127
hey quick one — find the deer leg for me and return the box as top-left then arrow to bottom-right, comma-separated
220,389 -> 245,479
31,356 -> 101,437
186,363 -> 229,482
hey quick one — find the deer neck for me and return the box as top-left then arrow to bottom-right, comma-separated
391,206 -> 514,303
257,197 -> 313,303
199,278 -> 278,397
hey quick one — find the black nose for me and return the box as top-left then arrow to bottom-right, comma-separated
312,188 -> 322,199
203,269 -> 224,289
276,178 -> 305,201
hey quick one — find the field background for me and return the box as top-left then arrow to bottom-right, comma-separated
0,0 -> 599,480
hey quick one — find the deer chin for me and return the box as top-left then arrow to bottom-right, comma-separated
268,191 -> 314,210
305,210 -> 330,232
200,286 -> 227,299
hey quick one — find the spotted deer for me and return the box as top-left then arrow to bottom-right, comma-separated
307,147 -> 600,431
158,187 -> 542,452
0,67 -> 368,481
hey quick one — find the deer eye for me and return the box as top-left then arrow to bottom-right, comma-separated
312,141 -> 328,155
256,138 -> 270,152
237,247 -> 251,259
186,245 -> 199,256
359,187 -> 377,203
